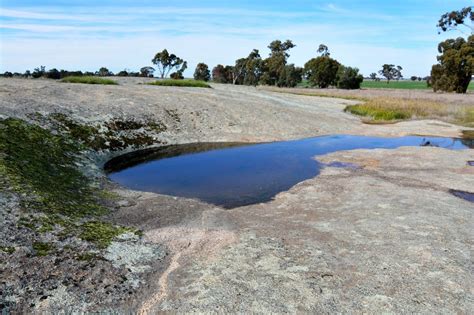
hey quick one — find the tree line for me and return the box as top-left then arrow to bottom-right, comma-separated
2,6 -> 472,93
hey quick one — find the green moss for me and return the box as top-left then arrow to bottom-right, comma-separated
62,76 -> 118,85
17,217 -> 36,230
1,246 -> 15,254
80,221 -> 129,248
344,104 -> 411,121
0,118 -> 105,218
32,241 -> 53,256
1,117 -> 155,251
147,79 -> 211,88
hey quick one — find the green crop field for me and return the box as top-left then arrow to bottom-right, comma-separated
298,79 -> 474,90
361,80 -> 474,90
361,80 -> 430,89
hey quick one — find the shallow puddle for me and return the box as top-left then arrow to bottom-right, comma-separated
449,189 -> 474,203
105,135 -> 472,208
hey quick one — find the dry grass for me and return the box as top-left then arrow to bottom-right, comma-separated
263,86 -> 474,127
345,97 -> 474,127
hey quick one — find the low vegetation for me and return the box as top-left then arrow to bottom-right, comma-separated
62,76 -> 118,85
147,79 -> 211,88
80,221 -> 131,248
0,117 -> 142,253
344,98 -> 474,126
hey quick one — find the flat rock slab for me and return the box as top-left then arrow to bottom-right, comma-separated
140,147 -> 473,313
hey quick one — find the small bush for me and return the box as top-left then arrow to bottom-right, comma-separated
147,79 -> 211,88
62,76 -> 117,85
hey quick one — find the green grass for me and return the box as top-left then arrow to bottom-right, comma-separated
62,76 -> 117,85
148,79 -> 211,88
345,104 -> 411,121
343,97 -> 474,126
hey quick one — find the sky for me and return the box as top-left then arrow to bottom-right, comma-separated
0,0 -> 472,77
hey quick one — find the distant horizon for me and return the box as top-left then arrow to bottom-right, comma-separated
1,0 -> 472,77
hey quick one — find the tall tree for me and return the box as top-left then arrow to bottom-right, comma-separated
260,39 -> 295,86
152,49 -> 186,79
437,6 -> 473,34
230,49 -> 264,85
304,56 -> 340,88
378,64 -> 403,83
194,63 -> 211,81
212,64 -> 230,83
336,66 -> 363,89
431,35 -> 473,93
277,64 -> 303,87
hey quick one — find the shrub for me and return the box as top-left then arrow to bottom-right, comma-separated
336,66 -> 363,89
117,70 -> 129,77
170,72 -> 184,80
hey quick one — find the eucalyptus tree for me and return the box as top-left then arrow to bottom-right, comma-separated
152,49 -> 187,79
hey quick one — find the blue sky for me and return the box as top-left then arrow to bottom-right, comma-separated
1,1 -> 472,76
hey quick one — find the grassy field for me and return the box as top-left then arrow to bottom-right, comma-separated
62,76 -> 118,85
298,79 -> 474,90
147,79 -> 211,88
344,98 -> 474,127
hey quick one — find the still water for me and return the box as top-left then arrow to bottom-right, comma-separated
105,135 -> 472,208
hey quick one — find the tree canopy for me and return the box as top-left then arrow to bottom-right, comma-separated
194,63 -> 211,81
431,35 -> 473,93
317,44 -> 330,57
378,64 -> 403,83
304,56 -> 340,88
260,40 -> 295,86
437,6 -> 473,34
152,49 -> 187,79
336,66 -> 363,89
140,66 -> 155,77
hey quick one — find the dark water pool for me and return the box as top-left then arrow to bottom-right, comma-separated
105,135 -> 472,208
